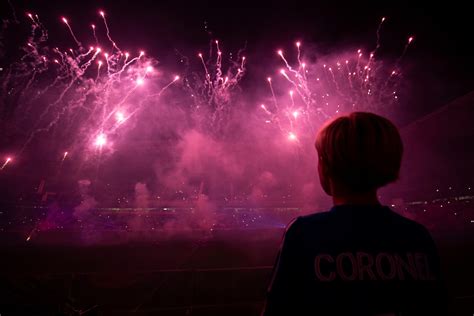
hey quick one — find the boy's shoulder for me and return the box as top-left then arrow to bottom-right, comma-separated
298,210 -> 334,225
285,210 -> 335,233
290,206 -> 430,236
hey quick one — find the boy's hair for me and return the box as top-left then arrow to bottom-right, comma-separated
315,112 -> 403,193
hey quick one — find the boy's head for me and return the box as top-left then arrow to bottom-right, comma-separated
315,112 -> 403,196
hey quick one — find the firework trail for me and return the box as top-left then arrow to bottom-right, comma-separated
0,157 -> 12,170
0,11 -> 414,226
61,17 -> 81,47
0,11 -> 179,164
259,20 -> 414,142
183,40 -> 246,136
99,10 -> 120,52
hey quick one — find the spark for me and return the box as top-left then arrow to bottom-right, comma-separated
267,76 -> 278,109
95,134 -> 107,148
115,111 -> 126,123
396,35 -> 415,66
260,103 -> 272,115
26,227 -> 39,241
4,11 -> 189,156
1,157 -> 12,170
262,29 -> 410,141
151,75 -> 181,96
61,16 -> 81,47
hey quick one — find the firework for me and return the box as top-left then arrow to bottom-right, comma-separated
0,11 -> 414,212
183,40 -> 246,135
260,20 -> 414,141
0,157 -> 12,170
94,133 -> 107,148
0,11 -> 179,165
115,111 -> 126,123
288,132 -> 297,141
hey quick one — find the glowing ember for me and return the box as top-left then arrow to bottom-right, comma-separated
1,157 -> 12,171
95,134 -> 107,147
115,111 -> 126,123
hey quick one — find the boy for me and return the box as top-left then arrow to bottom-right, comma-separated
262,112 -> 446,315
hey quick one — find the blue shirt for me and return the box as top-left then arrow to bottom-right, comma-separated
262,205 -> 446,316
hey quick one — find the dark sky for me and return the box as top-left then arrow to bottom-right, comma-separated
2,0 -> 473,124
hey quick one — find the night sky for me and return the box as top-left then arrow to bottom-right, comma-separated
1,0 -> 473,125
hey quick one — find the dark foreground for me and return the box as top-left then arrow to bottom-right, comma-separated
1,227 -> 473,316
